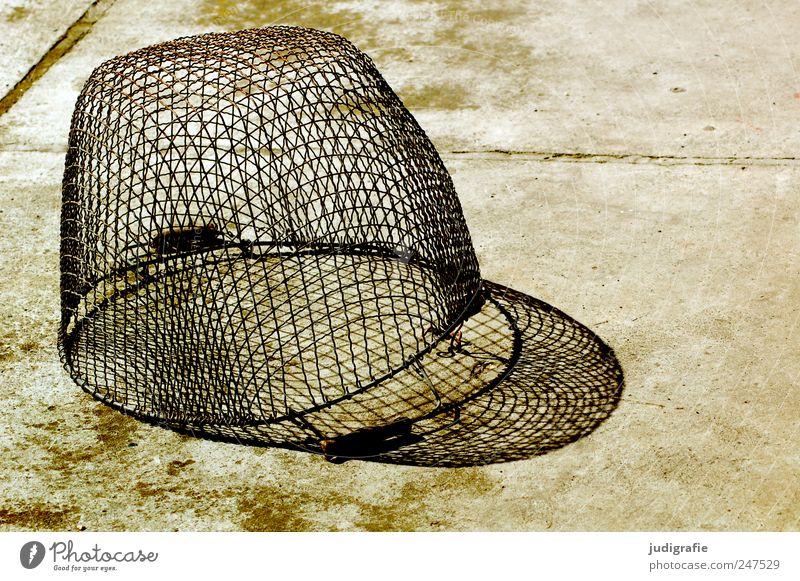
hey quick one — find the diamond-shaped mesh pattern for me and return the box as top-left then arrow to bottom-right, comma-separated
59,26 -> 483,432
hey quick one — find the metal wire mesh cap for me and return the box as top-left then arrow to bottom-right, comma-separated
60,26 -> 623,465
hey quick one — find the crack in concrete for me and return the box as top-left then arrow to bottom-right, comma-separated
0,0 -> 116,118
4,145 -> 800,169
448,149 -> 800,167
0,145 -> 65,153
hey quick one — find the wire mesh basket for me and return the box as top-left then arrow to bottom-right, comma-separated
60,26 -> 486,443
60,26 -> 623,465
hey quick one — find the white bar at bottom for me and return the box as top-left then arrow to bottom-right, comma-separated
1,532 -> 797,580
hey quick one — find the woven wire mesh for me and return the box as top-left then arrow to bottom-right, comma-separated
59,26 -> 485,439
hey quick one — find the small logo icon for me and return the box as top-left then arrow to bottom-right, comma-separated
20,541 -> 45,569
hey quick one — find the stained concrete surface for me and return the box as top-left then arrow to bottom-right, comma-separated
0,0 -> 798,531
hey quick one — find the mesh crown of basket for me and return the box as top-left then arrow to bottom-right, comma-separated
60,26 -> 623,466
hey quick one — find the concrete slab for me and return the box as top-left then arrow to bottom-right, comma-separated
0,0 -> 798,531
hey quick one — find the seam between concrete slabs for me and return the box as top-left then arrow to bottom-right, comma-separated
3,147 -> 799,169
0,0 -> 117,118
448,150 -> 800,167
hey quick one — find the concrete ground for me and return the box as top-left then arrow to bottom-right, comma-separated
0,0 -> 797,531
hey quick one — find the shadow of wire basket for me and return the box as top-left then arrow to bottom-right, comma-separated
59,26 -> 623,466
